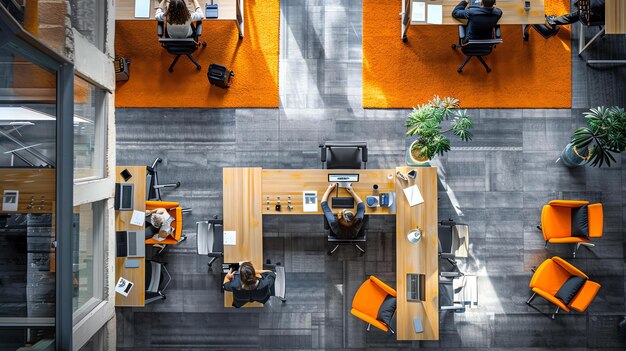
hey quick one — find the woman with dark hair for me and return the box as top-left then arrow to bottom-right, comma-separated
155,0 -> 204,39
321,183 -> 365,239
223,261 -> 276,308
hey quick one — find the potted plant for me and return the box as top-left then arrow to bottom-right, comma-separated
561,106 -> 626,168
405,96 -> 473,165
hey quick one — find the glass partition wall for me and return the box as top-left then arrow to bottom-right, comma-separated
0,5 -> 74,351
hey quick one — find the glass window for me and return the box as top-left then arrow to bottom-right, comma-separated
69,0 -> 107,51
74,76 -> 106,180
72,201 -> 104,314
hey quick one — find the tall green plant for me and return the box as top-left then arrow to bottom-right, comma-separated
570,106 -> 626,167
405,96 -> 473,160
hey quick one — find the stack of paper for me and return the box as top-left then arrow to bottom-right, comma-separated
427,4 -> 443,25
403,185 -> 424,206
224,230 -> 237,245
412,1 -> 426,22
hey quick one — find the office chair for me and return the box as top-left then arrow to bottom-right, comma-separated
319,141 -> 368,169
438,219 -> 469,268
157,20 -> 207,72
146,158 -> 181,201
145,200 -> 192,255
538,200 -> 603,257
527,256 -> 601,319
197,217 -> 223,269
145,259 -> 172,304
264,260 -> 287,303
452,25 -> 503,73
325,215 -> 368,256
351,276 -> 397,333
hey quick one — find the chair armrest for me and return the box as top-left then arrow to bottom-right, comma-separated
552,256 -> 588,279
361,146 -> 368,163
548,200 -> 589,208
587,203 -> 603,238
532,287 -> 570,311
370,276 -> 397,297
494,25 -> 501,39
146,200 -> 180,209
195,20 -> 203,37
350,309 -> 389,332
458,25 -> 466,40
320,145 -> 327,163
157,21 -> 164,37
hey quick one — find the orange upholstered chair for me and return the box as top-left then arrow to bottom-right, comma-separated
351,276 -> 397,333
540,200 -> 603,257
145,201 -> 187,251
527,256 -> 601,319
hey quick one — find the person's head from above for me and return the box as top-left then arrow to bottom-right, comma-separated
239,261 -> 258,290
337,209 -> 362,229
481,0 -> 496,8
166,0 -> 191,25
150,214 -> 163,229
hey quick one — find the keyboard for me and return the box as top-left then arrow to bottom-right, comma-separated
331,197 -> 354,208
407,273 -> 425,302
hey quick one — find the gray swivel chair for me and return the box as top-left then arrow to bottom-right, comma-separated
145,259 -> 172,304
452,25 -> 503,73
157,20 -> 207,72
146,158 -> 181,201
264,260 -> 287,303
326,215 -> 368,256
320,141 -> 368,169
197,217 -> 224,269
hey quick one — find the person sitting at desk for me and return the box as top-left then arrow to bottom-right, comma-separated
452,0 -> 503,41
155,0 -> 205,39
321,183 -> 365,239
537,0 -> 605,38
145,207 -> 174,242
223,261 -> 276,308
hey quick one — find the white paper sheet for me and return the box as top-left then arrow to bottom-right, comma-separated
224,230 -> 237,245
412,1 -> 426,22
427,4 -> 443,24
134,0 -> 150,18
403,184 -> 424,206
130,210 -> 144,226
303,191 -> 318,212
115,277 -> 134,296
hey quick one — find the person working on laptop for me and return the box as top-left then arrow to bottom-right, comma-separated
155,0 -> 205,39
452,0 -> 503,40
223,261 -> 276,308
321,183 -> 365,239
145,207 -> 174,242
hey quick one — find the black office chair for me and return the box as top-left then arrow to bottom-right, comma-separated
325,215 -> 368,256
319,141 -> 368,169
157,20 -> 207,72
196,217 -> 224,269
452,25 -> 503,73
145,259 -> 172,304
146,158 -> 181,201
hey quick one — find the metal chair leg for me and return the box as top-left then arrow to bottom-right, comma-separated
573,242 -> 582,257
551,306 -> 559,320
366,324 -> 371,332
168,55 -> 181,72
208,256 -> 218,268
328,245 -> 339,255
476,56 -> 492,72
186,54 -> 201,70
355,244 -> 366,255
526,292 -> 537,305
457,56 -> 472,73
544,240 -> 549,249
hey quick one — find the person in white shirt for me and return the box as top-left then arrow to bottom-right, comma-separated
155,0 -> 205,39
145,207 -> 175,242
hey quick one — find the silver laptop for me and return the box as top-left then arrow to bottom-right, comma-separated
126,230 -> 145,258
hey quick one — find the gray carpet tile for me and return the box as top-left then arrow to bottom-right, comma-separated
115,0 -> 626,349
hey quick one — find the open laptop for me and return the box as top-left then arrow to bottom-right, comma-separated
116,230 -> 145,258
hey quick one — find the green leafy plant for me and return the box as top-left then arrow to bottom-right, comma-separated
405,96 -> 473,160
570,106 -> 626,167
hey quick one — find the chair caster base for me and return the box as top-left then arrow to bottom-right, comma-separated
202,42 -> 207,47
168,68 -> 173,73
486,68 -> 492,73
402,35 -> 407,43
452,44 -> 457,49
457,68 -> 463,73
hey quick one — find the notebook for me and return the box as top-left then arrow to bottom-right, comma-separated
403,185 -> 424,206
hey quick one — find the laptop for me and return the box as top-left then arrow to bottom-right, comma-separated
407,273 -> 426,302
116,231 -> 145,258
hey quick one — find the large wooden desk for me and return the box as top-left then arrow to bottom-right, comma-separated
223,167 -> 439,340
115,166 -> 147,307
400,0 -> 546,41
115,0 -> 245,38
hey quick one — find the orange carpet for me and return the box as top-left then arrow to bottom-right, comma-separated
363,0 -> 572,108
115,0 -> 279,108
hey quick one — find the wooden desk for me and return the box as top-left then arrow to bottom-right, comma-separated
222,167 -> 439,340
401,0 -> 546,41
115,0 -> 245,38
115,166 -> 147,307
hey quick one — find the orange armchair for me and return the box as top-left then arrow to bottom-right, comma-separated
351,276 -> 397,333
145,200 -> 188,250
527,256 -> 601,319
540,200 -> 603,257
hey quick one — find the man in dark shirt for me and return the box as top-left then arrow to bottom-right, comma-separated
452,0 -> 503,41
533,0 -> 605,38
223,261 -> 276,308
321,183 -> 365,239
